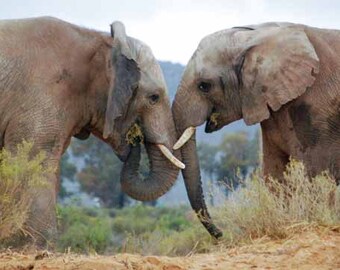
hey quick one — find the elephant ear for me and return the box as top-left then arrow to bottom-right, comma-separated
239,26 -> 319,125
103,21 -> 141,139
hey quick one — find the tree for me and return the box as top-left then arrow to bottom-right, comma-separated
71,136 -> 127,208
197,142 -> 218,180
217,131 -> 260,190
70,136 -> 151,208
59,151 -> 77,199
197,131 -> 260,193
248,129 -> 261,168
197,142 -> 218,205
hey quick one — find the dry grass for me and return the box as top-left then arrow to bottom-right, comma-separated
0,141 -> 50,240
212,159 -> 340,249
104,159 -> 340,256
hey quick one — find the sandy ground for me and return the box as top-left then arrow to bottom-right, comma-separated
1,228 -> 340,270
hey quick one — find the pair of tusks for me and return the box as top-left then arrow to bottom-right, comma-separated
156,126 -> 196,170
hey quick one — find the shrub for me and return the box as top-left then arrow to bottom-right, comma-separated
110,205 -> 199,255
56,205 -> 195,255
111,205 -> 191,235
0,141 -> 50,241
212,159 -> 340,247
57,206 -> 112,253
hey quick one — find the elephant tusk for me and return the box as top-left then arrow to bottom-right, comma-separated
173,126 -> 196,150
157,144 -> 185,169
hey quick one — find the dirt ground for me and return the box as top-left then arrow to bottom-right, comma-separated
1,228 -> 340,270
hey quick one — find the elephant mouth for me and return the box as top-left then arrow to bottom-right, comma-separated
125,122 -> 185,169
173,111 -> 223,150
205,112 -> 222,133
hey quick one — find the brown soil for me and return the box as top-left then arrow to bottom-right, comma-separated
1,229 -> 340,270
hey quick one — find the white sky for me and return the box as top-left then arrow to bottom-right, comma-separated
1,0 -> 340,64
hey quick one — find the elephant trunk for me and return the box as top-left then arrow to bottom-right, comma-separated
172,82 -> 223,239
179,133 -> 223,239
120,142 -> 179,201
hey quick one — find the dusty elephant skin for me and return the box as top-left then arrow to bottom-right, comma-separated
172,22 -> 340,238
0,17 -> 180,247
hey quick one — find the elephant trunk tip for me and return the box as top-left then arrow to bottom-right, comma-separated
207,224 -> 223,239
198,211 -> 223,239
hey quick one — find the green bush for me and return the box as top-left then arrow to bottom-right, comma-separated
56,204 -> 198,255
0,141 -> 50,241
111,205 -> 191,235
110,205 -> 200,255
57,206 -> 112,253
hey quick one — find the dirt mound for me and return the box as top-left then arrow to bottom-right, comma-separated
1,228 -> 340,270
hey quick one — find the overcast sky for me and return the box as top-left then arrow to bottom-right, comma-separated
1,0 -> 340,64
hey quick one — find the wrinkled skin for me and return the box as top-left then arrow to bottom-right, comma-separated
0,17 -> 179,247
173,22 -> 340,238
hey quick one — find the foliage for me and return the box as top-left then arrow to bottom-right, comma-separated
60,151 -> 77,181
71,135 -> 150,208
57,204 -> 201,256
0,141 -> 50,240
59,151 -> 77,199
197,142 -> 218,179
198,131 -> 260,191
71,136 -> 127,208
113,205 -> 211,255
57,206 -> 112,253
57,160 -> 340,256
217,131 -> 259,187
111,205 -> 191,235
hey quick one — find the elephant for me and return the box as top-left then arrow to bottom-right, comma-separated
172,22 -> 340,238
0,17 -> 183,246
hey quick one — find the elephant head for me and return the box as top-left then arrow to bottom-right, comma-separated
93,22 -> 183,201
172,23 -> 319,238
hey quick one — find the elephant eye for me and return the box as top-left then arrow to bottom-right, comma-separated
198,81 -> 212,93
149,94 -> 160,105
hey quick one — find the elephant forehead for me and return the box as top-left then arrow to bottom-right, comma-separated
128,38 -> 167,92
195,32 -> 240,66
140,69 -> 167,93
192,53 -> 225,78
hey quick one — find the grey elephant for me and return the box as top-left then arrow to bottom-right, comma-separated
0,17 -> 183,245
172,22 -> 340,238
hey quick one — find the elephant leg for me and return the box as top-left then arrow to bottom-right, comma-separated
24,166 -> 59,248
3,120 -> 65,248
261,130 -> 289,183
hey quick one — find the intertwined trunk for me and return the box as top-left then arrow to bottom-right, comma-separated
120,142 -> 179,201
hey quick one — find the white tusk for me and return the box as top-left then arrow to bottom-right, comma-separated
173,126 -> 196,150
157,144 -> 185,169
